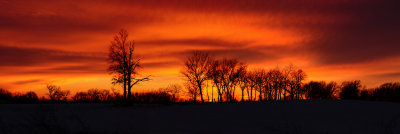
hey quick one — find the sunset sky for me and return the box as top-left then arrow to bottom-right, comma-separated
1,0 -> 400,96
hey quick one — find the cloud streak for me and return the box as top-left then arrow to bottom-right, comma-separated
0,45 -> 106,66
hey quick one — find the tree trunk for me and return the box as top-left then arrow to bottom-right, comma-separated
212,86 -> 214,103
206,86 -> 210,102
198,82 -> 204,103
241,88 -> 244,102
250,87 -> 253,101
127,70 -> 132,101
246,88 -> 250,102
123,73 -> 127,100
232,88 -> 235,102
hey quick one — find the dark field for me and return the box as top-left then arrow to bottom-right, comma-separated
1,100 -> 400,134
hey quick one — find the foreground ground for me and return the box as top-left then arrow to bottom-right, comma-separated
0,100 -> 400,134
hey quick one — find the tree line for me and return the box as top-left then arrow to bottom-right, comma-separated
0,84 -> 182,104
181,51 -> 400,103
181,51 -> 307,102
1,80 -> 400,104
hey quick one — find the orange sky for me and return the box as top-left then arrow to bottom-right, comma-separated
1,0 -> 400,97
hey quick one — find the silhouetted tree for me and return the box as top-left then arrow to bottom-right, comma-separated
370,82 -> 400,101
207,59 -> 224,102
304,81 -> 337,100
238,67 -> 248,102
206,58 -> 246,102
47,84 -> 70,101
181,51 -> 213,103
254,69 -> 267,101
0,88 -> 13,103
339,80 -> 362,100
108,29 -> 150,101
287,68 -> 307,100
22,91 -> 39,103
245,71 -> 258,101
218,58 -> 246,102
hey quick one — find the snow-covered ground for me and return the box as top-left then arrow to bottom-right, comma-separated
1,100 -> 400,134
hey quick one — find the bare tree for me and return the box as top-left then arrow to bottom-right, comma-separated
47,84 -> 70,101
262,70 -> 273,101
254,69 -> 266,101
207,59 -> 224,102
181,51 -> 213,103
108,29 -> 150,101
245,71 -> 258,101
238,67 -> 248,102
218,58 -> 246,102
206,58 -> 246,102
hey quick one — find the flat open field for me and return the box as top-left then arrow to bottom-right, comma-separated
1,100 -> 400,134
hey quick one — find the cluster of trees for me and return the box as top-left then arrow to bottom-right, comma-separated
131,84 -> 183,103
303,80 -> 400,102
182,51 -> 307,102
72,88 -> 117,102
70,84 -> 183,103
181,51 -> 400,103
0,89 -> 39,103
357,82 -> 400,101
304,81 -> 337,100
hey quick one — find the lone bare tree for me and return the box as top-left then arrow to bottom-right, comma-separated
181,51 -> 213,103
108,29 -> 150,101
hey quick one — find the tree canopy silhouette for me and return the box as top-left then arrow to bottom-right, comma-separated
370,82 -> 400,101
303,81 -> 337,100
339,80 -> 362,100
